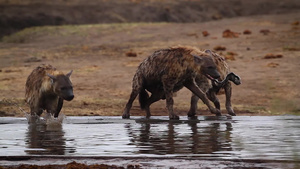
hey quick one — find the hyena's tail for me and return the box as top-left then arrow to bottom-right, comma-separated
139,88 -> 149,110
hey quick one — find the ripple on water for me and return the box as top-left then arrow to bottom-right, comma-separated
25,112 -> 65,125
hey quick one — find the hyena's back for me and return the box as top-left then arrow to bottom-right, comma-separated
136,47 -> 200,87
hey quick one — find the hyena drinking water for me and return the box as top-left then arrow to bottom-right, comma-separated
25,64 -> 74,118
188,52 -> 241,117
122,46 -> 221,120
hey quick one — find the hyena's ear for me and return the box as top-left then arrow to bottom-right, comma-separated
204,49 -> 213,55
66,70 -> 73,78
47,74 -> 56,84
192,54 -> 202,64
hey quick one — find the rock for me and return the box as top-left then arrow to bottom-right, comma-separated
260,29 -> 270,35
243,30 -> 252,35
126,51 -> 137,57
263,54 -> 283,59
223,29 -> 240,38
213,46 -> 226,51
224,51 -> 237,61
202,31 -> 210,37
267,62 -> 279,68
291,21 -> 299,26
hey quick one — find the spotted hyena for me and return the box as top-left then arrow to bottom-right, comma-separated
188,52 -> 241,117
25,64 -> 74,118
122,46 -> 221,120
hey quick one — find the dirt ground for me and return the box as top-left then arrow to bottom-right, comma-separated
0,1 -> 300,118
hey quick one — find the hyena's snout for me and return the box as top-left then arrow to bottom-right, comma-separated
65,91 -> 74,101
205,67 -> 220,80
61,88 -> 74,101
210,69 -> 220,79
65,94 -> 74,101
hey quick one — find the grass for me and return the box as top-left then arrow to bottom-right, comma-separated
1,22 -> 167,43
270,97 -> 300,115
1,26 -> 58,43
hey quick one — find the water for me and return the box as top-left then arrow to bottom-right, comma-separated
0,116 -> 299,162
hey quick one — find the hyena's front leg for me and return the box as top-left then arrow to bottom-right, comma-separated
224,82 -> 236,116
45,97 -> 60,117
31,108 -> 43,116
55,97 -> 64,118
184,79 -> 221,116
30,101 -> 43,116
187,94 -> 199,117
206,88 -> 221,110
144,91 -> 164,118
28,106 -> 42,123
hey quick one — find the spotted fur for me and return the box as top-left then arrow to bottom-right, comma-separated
122,46 -> 221,120
25,64 -> 74,117
188,52 -> 241,117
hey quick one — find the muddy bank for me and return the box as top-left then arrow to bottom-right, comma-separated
1,0 -> 300,38
1,156 -> 299,169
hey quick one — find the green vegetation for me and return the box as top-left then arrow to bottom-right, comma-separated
1,23 -> 167,43
270,97 -> 300,115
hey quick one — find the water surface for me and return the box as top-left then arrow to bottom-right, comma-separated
0,116 -> 299,162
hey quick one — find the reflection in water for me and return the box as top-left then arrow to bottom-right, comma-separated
25,123 -> 75,155
1,116 -> 298,160
126,120 -> 233,155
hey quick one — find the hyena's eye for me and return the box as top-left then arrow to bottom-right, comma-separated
61,87 -> 67,91
61,87 -> 72,91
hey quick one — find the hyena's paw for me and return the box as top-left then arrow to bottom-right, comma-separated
211,108 -> 222,116
122,113 -> 130,119
228,112 -> 236,116
187,110 -> 196,118
227,108 -> 236,116
169,114 -> 180,120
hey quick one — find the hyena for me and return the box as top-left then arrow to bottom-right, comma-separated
25,64 -> 74,118
122,46 -> 221,120
187,52 -> 241,117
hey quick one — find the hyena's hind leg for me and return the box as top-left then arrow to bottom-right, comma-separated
122,89 -> 140,119
143,90 -> 165,118
122,75 -> 143,119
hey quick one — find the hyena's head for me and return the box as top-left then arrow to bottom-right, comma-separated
47,70 -> 74,101
228,72 -> 241,85
193,50 -> 220,80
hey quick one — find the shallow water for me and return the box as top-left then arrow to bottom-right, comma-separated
0,116 -> 299,162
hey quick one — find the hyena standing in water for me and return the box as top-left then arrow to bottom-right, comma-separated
122,46 -> 221,120
188,52 -> 241,117
25,64 -> 74,118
